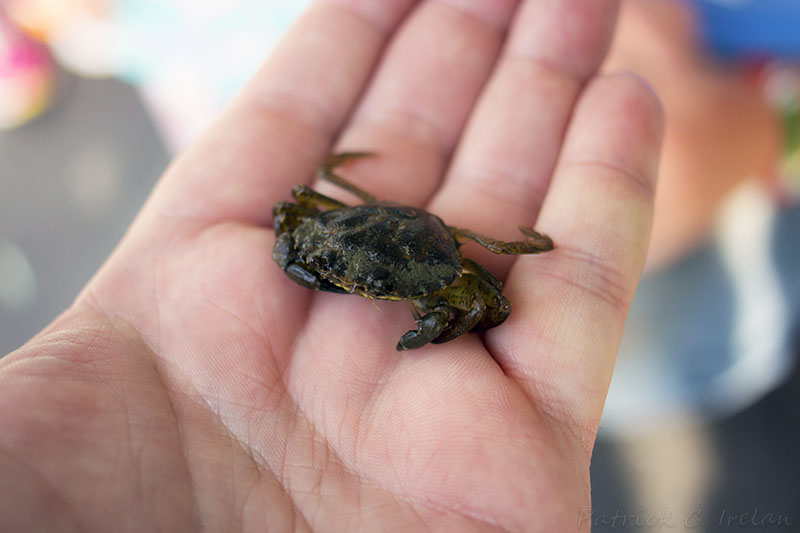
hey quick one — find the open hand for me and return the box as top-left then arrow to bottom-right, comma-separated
0,1 -> 662,530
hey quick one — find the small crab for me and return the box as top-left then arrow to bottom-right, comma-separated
272,152 -> 555,350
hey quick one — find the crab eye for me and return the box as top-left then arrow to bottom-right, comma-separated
314,250 -> 338,271
371,279 -> 394,295
379,282 -> 394,293
369,267 -> 395,294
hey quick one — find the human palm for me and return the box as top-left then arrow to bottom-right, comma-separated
0,1 -> 662,531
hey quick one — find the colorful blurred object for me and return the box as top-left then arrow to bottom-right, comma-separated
6,0 -> 118,77
3,0 -> 311,146
3,0 -> 109,42
0,10 -> 56,129
689,0 -> 800,190
691,0 -> 800,61
108,0 -> 311,150
761,63 -> 800,188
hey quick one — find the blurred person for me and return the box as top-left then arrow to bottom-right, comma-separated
608,0 -> 795,271
0,1 -> 664,530
599,0 -> 800,433
580,4 -> 800,524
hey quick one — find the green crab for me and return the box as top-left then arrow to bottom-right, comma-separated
272,153 -> 555,350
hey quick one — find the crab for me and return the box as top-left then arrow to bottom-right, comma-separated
272,152 -> 555,350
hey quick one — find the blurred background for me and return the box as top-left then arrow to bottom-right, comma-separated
1,0 -> 798,530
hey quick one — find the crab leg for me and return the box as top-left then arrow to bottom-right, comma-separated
396,297 -> 450,351
460,258 -> 503,291
460,260 -> 512,331
448,226 -> 554,255
430,270 -> 492,344
272,233 -> 349,294
272,202 -> 318,235
432,299 -> 486,345
291,184 -> 348,210
316,152 -> 378,204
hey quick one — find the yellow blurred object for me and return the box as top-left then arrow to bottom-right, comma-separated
771,70 -> 800,189
0,65 -> 54,129
5,0 -> 116,78
4,0 -> 108,41
0,9 -> 57,129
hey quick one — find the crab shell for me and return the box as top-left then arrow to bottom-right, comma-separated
289,203 -> 463,300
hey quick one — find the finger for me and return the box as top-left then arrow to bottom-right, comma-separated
145,0 -> 417,226
427,0 -> 619,276
314,0 -> 521,207
490,74 -> 664,448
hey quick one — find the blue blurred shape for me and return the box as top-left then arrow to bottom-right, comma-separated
691,0 -> 800,59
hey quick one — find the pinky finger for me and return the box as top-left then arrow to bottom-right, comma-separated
491,73 -> 664,448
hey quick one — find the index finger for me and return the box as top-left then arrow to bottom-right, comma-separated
491,74 -> 664,452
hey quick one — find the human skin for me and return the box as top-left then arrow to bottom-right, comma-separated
0,1 -> 662,531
